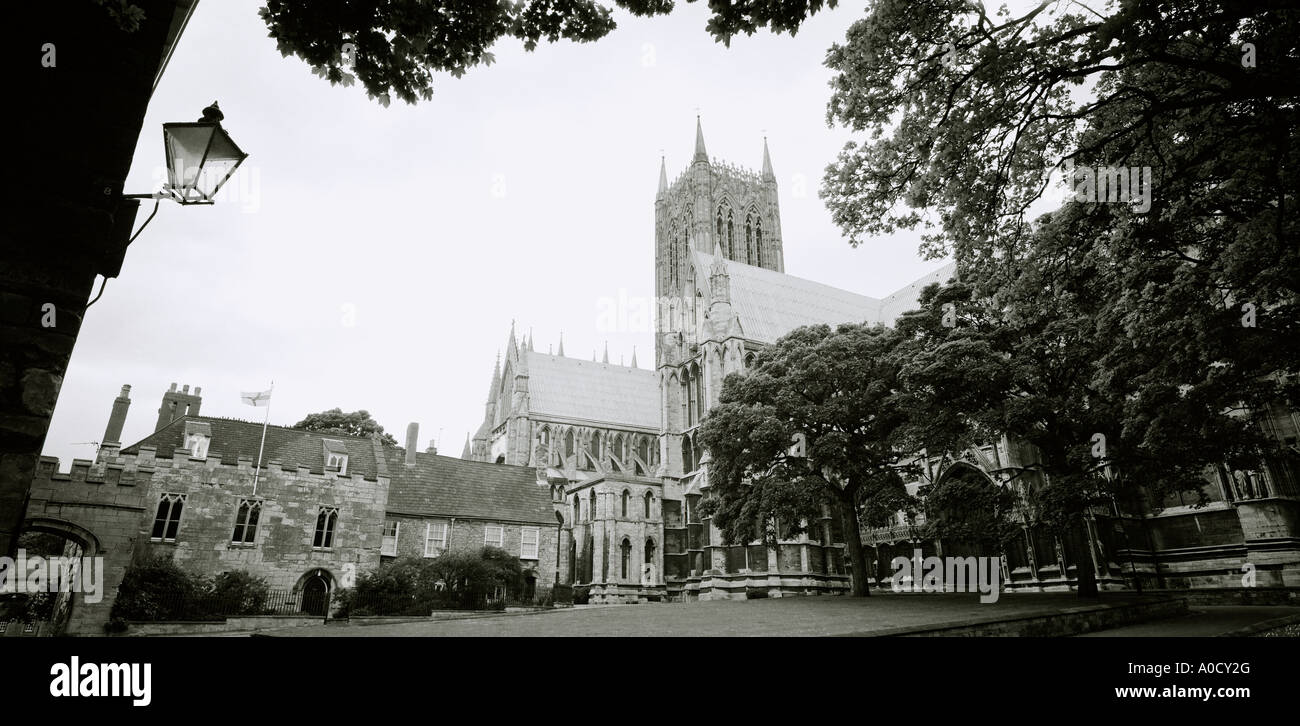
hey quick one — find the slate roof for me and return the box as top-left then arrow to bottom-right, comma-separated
524,351 -> 659,430
384,449 -> 555,525
122,416 -> 383,478
693,251 -> 956,343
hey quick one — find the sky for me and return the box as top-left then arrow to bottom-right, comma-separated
44,0 -> 964,466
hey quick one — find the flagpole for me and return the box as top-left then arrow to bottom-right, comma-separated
252,381 -> 273,497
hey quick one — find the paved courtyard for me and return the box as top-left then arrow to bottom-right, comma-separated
246,592 -> 1206,638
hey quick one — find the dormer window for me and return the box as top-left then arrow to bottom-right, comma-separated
182,421 -> 211,460
322,440 -> 349,474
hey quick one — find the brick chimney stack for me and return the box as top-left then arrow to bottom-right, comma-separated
102,384 -> 132,445
155,382 -> 203,432
405,423 -> 419,466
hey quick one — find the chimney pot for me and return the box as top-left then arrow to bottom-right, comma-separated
405,423 -> 419,466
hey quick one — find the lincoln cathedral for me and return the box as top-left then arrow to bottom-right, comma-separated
466,119 -> 1300,602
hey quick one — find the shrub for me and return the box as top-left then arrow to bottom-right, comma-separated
573,585 -> 590,605
111,557 -> 272,621
208,571 -> 270,615
745,588 -> 769,599
110,555 -> 203,621
103,617 -> 129,634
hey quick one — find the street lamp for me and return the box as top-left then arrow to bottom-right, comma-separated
88,102 -> 250,304
126,101 -> 249,205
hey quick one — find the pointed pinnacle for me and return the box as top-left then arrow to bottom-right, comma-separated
693,116 -> 708,163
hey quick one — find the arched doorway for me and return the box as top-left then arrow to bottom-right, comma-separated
297,569 -> 333,616
522,571 -> 537,602
9,518 -> 102,636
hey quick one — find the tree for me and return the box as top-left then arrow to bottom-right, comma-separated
293,408 -> 398,447
697,323 -> 915,597
819,0 -> 1298,431
893,197 -> 1274,596
257,0 -> 848,105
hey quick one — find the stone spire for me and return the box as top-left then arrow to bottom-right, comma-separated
762,137 -> 774,180
506,320 -> 517,359
557,331 -> 565,357
461,433 -> 472,460
527,327 -> 534,351
631,346 -> 638,368
693,116 -> 708,163
602,341 -> 609,364
657,156 -> 668,197
488,352 -> 501,399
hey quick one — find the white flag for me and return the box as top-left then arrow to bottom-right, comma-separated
240,390 -> 272,407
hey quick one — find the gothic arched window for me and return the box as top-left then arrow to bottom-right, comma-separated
680,368 -> 691,427
645,537 -> 656,564
755,218 -> 763,267
589,490 -> 597,520
668,222 -> 678,287
620,537 -> 632,580
621,489 -> 630,518
727,210 -> 734,259
589,431 -> 602,468
564,429 -> 574,457
745,215 -> 754,264
691,362 -> 704,423
644,491 -> 653,519
682,435 -> 694,473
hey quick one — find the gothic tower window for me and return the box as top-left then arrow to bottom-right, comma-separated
620,537 -> 632,580
691,362 -> 704,423
589,490 -> 597,520
565,429 -> 575,459
755,218 -> 763,267
686,363 -> 699,427
745,215 -> 754,265
682,435 -> 694,473
646,537 -> 656,565
680,368 -> 691,427
644,490 -> 653,518
621,489 -> 630,518
727,210 -> 734,259
716,208 -> 723,249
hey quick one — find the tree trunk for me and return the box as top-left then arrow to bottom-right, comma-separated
1069,517 -> 1099,598
839,495 -> 870,597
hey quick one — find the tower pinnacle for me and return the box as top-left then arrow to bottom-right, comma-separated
762,137 -> 774,180
658,156 -> 668,196
693,116 -> 708,163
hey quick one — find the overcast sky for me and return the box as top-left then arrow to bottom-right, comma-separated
45,0 -> 968,465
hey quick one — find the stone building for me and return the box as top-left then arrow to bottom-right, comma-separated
108,385 -> 392,611
383,423 -> 560,600
469,118 -> 1300,600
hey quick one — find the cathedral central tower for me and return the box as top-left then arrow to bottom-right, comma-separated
653,118 -> 785,308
